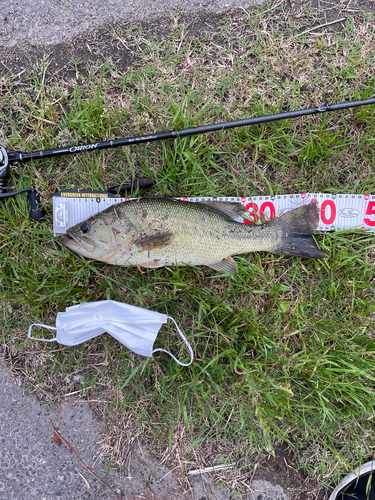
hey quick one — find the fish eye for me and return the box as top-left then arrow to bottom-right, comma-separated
80,223 -> 90,234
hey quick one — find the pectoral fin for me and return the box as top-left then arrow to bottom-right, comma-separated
134,231 -> 173,252
207,256 -> 238,273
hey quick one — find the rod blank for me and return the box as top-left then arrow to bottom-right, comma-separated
7,97 -> 375,165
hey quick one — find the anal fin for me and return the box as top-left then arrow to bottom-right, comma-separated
207,256 -> 238,273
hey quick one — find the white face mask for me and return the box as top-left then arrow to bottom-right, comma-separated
28,300 -> 194,367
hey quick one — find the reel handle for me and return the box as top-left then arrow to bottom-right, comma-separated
28,189 -> 46,221
1,145 -> 45,220
0,145 -> 10,186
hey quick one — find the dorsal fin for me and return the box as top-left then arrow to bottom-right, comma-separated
197,200 -> 246,219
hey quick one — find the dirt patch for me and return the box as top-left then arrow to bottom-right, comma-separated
0,13 -> 224,77
1,27 -> 136,78
251,445 -> 327,500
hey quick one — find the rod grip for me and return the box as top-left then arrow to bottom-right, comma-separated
28,190 -> 46,220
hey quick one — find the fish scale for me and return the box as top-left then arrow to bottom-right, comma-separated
60,198 -> 325,272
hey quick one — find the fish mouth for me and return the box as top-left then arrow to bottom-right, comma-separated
59,232 -> 95,253
59,233 -> 76,246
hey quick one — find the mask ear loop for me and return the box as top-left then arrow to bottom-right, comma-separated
28,323 -> 58,342
152,316 -> 194,366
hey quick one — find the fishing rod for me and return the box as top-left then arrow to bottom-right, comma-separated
1,97 -> 374,219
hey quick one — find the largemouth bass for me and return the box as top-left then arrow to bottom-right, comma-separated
60,198 -> 325,272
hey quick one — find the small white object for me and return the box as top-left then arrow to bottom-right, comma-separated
328,460 -> 375,500
55,202 -> 67,227
187,463 -> 236,475
28,300 -> 194,367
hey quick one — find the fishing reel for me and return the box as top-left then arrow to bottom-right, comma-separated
0,144 -> 154,221
0,145 -> 46,220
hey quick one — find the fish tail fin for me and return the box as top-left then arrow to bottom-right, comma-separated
269,202 -> 325,259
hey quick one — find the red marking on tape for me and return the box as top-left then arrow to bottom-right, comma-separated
259,201 -> 276,220
244,202 -> 259,224
364,201 -> 375,226
321,200 -> 336,225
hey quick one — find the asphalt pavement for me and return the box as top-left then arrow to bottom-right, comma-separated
0,0 -> 263,49
0,355 -> 290,499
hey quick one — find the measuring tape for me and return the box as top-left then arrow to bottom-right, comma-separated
52,192 -> 375,236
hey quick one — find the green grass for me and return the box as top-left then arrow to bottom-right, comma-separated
1,3 -> 375,493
